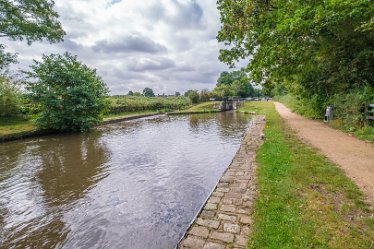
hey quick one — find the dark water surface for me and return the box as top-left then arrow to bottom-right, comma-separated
0,112 -> 252,249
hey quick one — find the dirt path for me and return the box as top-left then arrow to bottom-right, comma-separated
275,102 -> 374,204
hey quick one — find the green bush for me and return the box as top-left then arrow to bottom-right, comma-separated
0,75 -> 21,117
329,87 -> 374,129
107,96 -> 190,114
27,52 -> 109,132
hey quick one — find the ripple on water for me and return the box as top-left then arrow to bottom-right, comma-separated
0,112 -> 252,249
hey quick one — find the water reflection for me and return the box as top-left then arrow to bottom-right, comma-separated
0,131 -> 109,249
0,112 -> 252,249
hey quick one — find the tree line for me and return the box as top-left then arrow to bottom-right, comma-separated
217,0 -> 374,127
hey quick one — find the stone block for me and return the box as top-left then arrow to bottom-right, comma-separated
189,226 -> 210,238
181,236 -> 205,248
217,213 -> 237,222
196,218 -> 220,229
203,242 -> 225,249
220,204 -> 236,213
223,223 -> 241,234
209,231 -> 234,243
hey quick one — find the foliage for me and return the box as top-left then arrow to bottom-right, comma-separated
175,91 -> 181,97
239,102 -> 374,249
108,96 -> 191,114
214,70 -> 256,98
0,74 -> 21,116
184,89 -> 200,103
26,52 -> 109,132
217,0 -> 374,120
142,87 -> 155,97
127,90 -> 134,96
0,0 -> 65,67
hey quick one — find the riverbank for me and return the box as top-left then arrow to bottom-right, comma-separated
246,102 -> 374,248
0,102 -> 221,143
180,101 -> 374,248
0,111 -> 161,143
179,115 -> 265,249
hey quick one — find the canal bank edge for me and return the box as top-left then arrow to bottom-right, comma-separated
178,115 -> 266,249
0,113 -> 162,143
1,110 -> 229,143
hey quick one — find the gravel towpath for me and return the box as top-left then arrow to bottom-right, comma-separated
275,102 -> 374,204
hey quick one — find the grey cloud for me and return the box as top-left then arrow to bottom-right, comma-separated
167,0 -> 204,29
128,57 -> 175,72
93,35 -> 167,54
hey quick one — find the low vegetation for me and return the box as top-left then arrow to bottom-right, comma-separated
238,102 -> 374,248
275,94 -> 374,143
170,101 -> 220,114
108,96 -> 191,114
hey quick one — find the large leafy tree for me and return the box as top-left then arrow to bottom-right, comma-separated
217,0 -> 374,103
142,87 -> 155,97
27,52 -> 109,132
0,0 -> 65,67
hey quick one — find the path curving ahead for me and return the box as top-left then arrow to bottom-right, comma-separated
275,102 -> 374,204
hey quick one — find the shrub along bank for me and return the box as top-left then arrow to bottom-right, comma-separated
239,102 -> 374,249
274,92 -> 374,142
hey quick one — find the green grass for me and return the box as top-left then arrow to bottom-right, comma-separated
0,117 -> 36,136
275,95 -> 374,143
170,102 -> 220,114
238,102 -> 374,249
0,110 -> 161,138
103,110 -> 159,120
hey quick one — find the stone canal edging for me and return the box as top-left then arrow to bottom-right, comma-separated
178,115 -> 266,249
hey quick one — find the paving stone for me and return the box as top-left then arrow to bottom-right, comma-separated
231,199 -> 243,206
203,242 -> 225,249
217,182 -> 229,188
240,226 -> 250,235
225,192 -> 242,199
234,235 -> 247,247
209,231 -> 234,243
223,223 -> 241,234
208,196 -> 221,204
239,216 -> 251,225
216,187 -> 230,193
221,198 -> 233,205
189,226 -> 210,238
201,210 -> 215,219
217,213 -> 237,222
178,116 -> 266,249
196,218 -> 220,229
205,203 -> 218,210
181,236 -> 205,248
237,208 -> 250,214
212,191 -> 224,197
220,204 -> 236,212
220,176 -> 234,183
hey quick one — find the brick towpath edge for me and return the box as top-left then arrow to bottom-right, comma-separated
178,115 -> 266,249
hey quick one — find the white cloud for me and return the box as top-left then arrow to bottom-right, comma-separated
3,0 -> 240,95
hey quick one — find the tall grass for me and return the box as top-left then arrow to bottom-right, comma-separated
107,96 -> 191,114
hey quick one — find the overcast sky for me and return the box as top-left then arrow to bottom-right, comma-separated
3,0 -> 244,95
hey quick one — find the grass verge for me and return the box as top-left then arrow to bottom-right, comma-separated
239,102 -> 374,249
275,95 -> 374,143
0,117 -> 36,136
170,102 -> 220,114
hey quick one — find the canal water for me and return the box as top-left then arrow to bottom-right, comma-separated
0,112 -> 252,249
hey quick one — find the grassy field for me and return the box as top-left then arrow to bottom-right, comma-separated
239,102 -> 374,249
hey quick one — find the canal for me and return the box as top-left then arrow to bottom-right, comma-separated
0,112 -> 253,249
